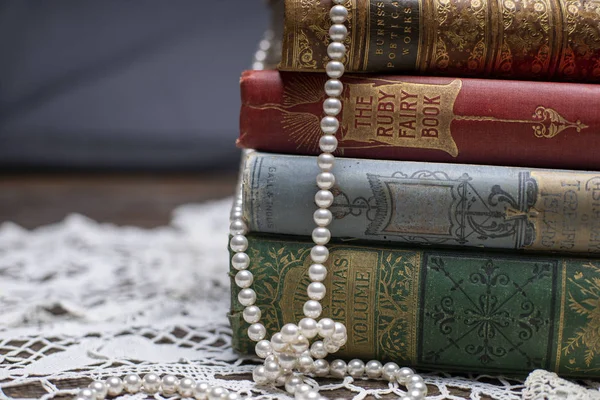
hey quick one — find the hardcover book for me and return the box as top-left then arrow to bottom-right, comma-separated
239,70 -> 600,170
279,0 -> 600,82
242,151 -> 600,254
230,235 -> 600,377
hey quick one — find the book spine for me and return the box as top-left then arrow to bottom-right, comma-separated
279,0 -> 600,82
238,70 -> 600,171
229,235 -> 600,377
242,151 -> 600,254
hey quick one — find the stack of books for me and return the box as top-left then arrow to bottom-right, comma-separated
230,0 -> 600,378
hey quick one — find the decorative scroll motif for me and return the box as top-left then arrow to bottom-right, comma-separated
559,0 -> 600,79
563,262 -> 600,369
288,0 -> 355,70
495,0 -> 554,77
421,256 -> 556,368
247,240 -> 420,363
454,106 -> 588,138
329,170 -> 536,247
429,0 -> 489,75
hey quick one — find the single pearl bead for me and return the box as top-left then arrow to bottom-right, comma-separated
230,235 -> 248,252
278,353 -> 298,370
382,362 -> 400,381
409,381 -> 428,395
366,360 -> 383,379
271,332 -> 288,352
317,153 -> 335,172
226,393 -> 241,400
330,5 -> 349,23
323,98 -> 342,116
229,219 -> 248,235
105,377 -> 124,397
315,190 -> 334,208
194,382 -> 211,399
313,359 -> 330,377
395,367 -> 414,384
235,270 -> 254,288
311,245 -> 329,263
248,323 -> 267,341
310,341 -> 328,359
178,377 -> 196,397
291,335 -> 310,354
332,335 -> 347,348
312,227 -> 331,245
324,79 -> 343,97
297,355 -> 315,373
303,300 -> 322,318
255,339 -> 272,358
329,359 -> 347,378
319,134 -> 338,153
406,388 -> 427,399
307,282 -> 326,300
313,209 -> 332,227
237,288 -> 257,306
285,375 -> 304,394
329,24 -> 348,43
264,353 -> 279,365
318,318 -> 335,337
264,360 -> 282,381
252,366 -> 269,385
281,323 -> 300,342
299,390 -> 320,400
320,116 -> 339,134
332,322 -> 347,341
208,386 -> 228,400
327,42 -> 347,60
143,373 -> 161,393
123,374 -> 142,394
161,375 -> 179,395
294,384 -> 313,400
347,359 -> 365,377
309,264 -> 328,282
231,252 -> 250,270
326,61 -> 345,79
316,172 -> 336,190
407,374 -> 424,386
88,381 -> 107,399
298,317 -> 319,339
323,338 -> 340,353
76,388 -> 95,400
243,305 -> 261,324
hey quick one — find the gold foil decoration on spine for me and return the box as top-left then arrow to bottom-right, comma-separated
493,0 -> 557,77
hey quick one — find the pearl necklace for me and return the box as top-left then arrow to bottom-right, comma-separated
72,2 -> 426,399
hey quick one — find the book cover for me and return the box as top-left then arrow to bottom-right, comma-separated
239,70 -> 600,170
229,235 -> 600,377
279,0 -> 600,82
242,151 -> 600,254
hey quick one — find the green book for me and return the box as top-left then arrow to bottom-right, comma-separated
229,234 -> 600,378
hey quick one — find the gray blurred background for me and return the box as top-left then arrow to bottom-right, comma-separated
0,0 -> 269,170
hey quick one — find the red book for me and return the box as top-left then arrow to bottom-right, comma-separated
239,70 -> 600,170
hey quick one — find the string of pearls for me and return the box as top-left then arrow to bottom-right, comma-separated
230,1 -> 427,399
72,2 -> 427,400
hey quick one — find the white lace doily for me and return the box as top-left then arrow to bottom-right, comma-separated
1,198 -> 599,400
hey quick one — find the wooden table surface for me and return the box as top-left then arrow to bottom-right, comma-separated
0,172 -> 485,399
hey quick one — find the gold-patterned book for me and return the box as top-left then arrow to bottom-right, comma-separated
279,0 -> 600,82
230,234 -> 600,377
